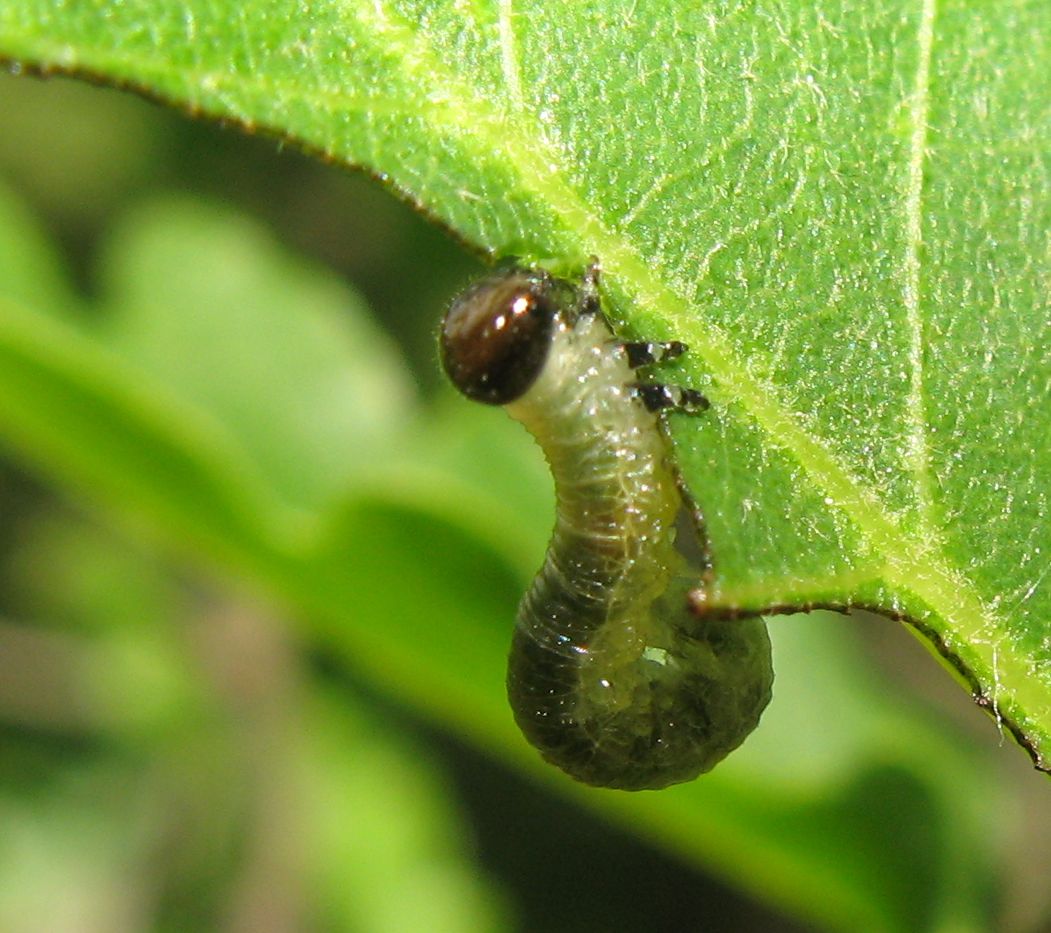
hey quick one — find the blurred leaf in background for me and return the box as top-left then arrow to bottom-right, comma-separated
0,512 -> 508,933
0,66 -> 1047,933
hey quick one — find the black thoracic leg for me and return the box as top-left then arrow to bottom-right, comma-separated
621,340 -> 688,369
576,258 -> 603,316
622,333 -> 707,413
629,382 -> 710,413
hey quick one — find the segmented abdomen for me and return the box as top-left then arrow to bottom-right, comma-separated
505,317 -> 773,791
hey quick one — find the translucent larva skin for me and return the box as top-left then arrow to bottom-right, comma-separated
441,267 -> 773,791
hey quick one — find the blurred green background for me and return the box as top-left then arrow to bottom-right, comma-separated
0,72 -> 1048,933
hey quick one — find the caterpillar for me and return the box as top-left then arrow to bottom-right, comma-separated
440,262 -> 773,791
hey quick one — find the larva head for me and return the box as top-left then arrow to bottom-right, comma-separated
441,268 -> 560,405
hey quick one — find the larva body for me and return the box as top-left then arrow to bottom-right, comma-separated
441,265 -> 773,791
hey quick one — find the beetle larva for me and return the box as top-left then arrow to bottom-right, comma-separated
440,262 -> 773,791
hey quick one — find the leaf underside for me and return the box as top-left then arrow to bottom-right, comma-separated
0,0 -> 1048,773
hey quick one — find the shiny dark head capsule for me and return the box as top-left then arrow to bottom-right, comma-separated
440,268 -> 561,405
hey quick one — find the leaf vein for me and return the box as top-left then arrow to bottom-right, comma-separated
497,0 -> 524,112
903,0 -> 937,528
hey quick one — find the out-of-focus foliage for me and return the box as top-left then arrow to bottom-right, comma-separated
0,513 -> 507,933
0,73 -> 1047,933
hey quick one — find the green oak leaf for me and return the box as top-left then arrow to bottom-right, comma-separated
0,0 -> 1048,772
